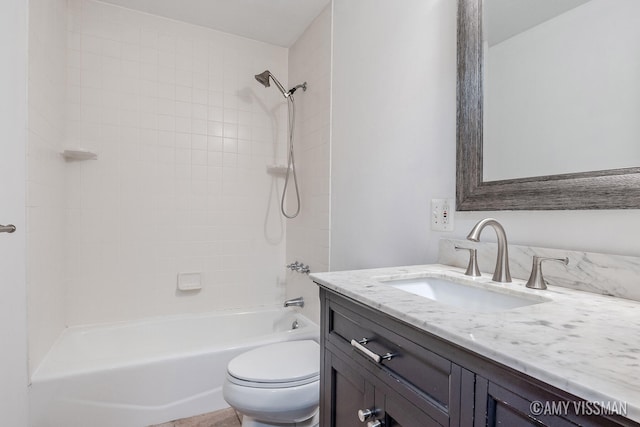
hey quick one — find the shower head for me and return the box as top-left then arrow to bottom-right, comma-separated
255,70 -> 271,88
254,69 -> 297,99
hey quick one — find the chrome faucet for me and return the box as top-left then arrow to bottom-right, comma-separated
466,218 -> 511,283
284,297 -> 304,308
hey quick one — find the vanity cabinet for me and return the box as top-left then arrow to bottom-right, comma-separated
318,287 -> 639,427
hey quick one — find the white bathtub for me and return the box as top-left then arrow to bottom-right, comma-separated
29,308 -> 319,427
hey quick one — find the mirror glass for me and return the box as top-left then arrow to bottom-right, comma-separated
482,0 -> 640,182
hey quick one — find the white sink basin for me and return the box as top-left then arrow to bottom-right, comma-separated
380,277 -> 547,312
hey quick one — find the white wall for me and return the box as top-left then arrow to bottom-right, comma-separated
286,5 -> 332,323
484,0 -> 640,181
27,0 -> 69,376
330,0 -> 640,273
330,0 -> 458,270
63,0 -> 290,325
0,0 -> 29,423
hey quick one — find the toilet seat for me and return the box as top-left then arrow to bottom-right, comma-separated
226,340 -> 319,388
226,372 -> 319,388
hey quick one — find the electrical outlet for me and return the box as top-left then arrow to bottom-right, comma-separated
431,198 -> 455,231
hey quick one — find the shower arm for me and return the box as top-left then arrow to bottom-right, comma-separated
289,82 -> 307,95
267,74 -> 291,98
269,74 -> 306,99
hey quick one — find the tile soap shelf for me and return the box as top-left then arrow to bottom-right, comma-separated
62,149 -> 97,161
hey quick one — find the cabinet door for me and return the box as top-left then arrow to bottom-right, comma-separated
323,350 -> 374,427
475,377 -> 631,427
376,386 -> 444,427
324,348 -> 443,427
475,377 -> 575,427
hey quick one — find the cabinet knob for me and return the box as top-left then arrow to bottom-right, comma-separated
358,408 -> 378,422
367,420 -> 384,427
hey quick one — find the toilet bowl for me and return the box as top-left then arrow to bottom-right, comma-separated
222,340 -> 320,427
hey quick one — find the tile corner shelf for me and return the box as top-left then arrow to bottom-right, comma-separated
62,149 -> 98,161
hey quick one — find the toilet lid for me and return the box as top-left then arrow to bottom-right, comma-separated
227,340 -> 319,384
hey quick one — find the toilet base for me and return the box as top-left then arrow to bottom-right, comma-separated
241,410 -> 319,427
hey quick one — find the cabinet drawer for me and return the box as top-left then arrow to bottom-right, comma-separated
326,295 -> 455,415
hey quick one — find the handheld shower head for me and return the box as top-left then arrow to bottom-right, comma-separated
254,70 -> 290,98
253,69 -> 307,219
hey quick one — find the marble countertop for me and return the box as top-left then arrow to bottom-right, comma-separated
310,264 -> 640,422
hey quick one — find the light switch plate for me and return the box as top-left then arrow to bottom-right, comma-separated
431,198 -> 454,232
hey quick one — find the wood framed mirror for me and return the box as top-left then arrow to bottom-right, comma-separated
456,0 -> 640,211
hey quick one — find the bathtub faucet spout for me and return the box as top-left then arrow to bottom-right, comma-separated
284,297 -> 304,308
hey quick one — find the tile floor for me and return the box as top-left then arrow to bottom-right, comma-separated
150,407 -> 242,427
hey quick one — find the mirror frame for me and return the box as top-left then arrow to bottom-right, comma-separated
456,0 -> 640,211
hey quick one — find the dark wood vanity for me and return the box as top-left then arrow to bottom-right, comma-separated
318,286 -> 638,427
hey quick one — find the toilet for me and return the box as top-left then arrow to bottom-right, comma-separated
222,340 -> 320,427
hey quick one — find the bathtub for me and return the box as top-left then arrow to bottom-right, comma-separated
29,308 -> 319,427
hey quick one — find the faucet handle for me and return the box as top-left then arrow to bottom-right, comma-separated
525,256 -> 569,290
298,264 -> 310,274
455,246 -> 481,277
286,261 -> 300,271
286,261 -> 310,274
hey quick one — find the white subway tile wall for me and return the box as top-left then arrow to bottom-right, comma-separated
285,5 -> 332,323
64,0 -> 290,325
27,0 -> 68,375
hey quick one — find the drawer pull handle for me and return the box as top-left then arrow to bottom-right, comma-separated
351,339 -> 395,363
367,421 -> 384,427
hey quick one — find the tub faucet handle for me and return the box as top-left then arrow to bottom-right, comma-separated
286,261 -> 310,274
455,245 -> 481,277
525,256 -> 569,290
298,263 -> 310,274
